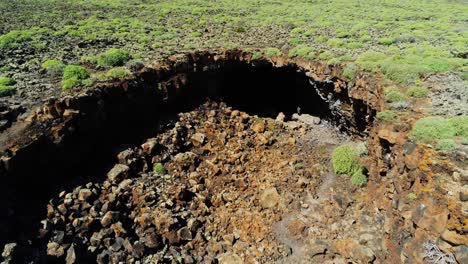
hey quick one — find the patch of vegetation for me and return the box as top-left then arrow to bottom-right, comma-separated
251,52 -> 263,60
288,45 -> 314,59
436,139 -> 456,151
0,77 -> 16,87
97,48 -> 131,67
103,67 -> 132,80
265,48 -> 281,58
0,77 -> 16,97
406,86 -> 429,98
385,87 -> 406,103
351,168 -> 367,187
411,116 -> 456,141
63,65 -> 90,81
62,78 -> 81,90
378,37 -> 395,45
153,163 -> 166,175
376,110 -> 397,122
332,145 -> 360,175
62,65 -> 90,90
0,30 -> 34,49
448,115 -> 468,137
41,59 -> 65,75
343,64 -> 357,81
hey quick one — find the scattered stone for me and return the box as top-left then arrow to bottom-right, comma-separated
191,132 -> 206,147
107,164 -> 129,182
441,229 -> 468,245
276,112 -> 285,122
66,245 -> 76,264
2,243 -> 16,259
47,242 -> 65,257
78,188 -> 92,201
259,187 -> 280,209
251,121 -> 265,133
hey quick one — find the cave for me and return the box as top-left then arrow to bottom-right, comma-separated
0,52 -> 376,261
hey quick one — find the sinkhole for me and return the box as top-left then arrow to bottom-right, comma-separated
0,51 -> 377,262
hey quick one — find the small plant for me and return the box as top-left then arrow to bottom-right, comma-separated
448,115 -> 468,137
0,77 -> 16,96
41,59 -> 65,75
97,48 -> 130,67
0,30 -> 33,49
378,37 -> 395,45
332,145 -> 360,175
385,88 -> 406,103
376,110 -> 397,122
407,86 -> 429,98
251,52 -> 263,61
153,163 -> 166,174
343,64 -> 357,81
407,192 -> 418,201
62,77 -> 81,90
104,67 -> 132,80
288,45 -> 314,59
318,51 -> 334,60
436,139 -> 456,151
0,77 -> 15,86
233,26 -> 246,33
411,116 -> 456,141
63,65 -> 90,81
265,48 -> 281,58
351,168 -> 367,187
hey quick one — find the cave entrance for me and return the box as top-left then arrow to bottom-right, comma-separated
0,53 -> 375,258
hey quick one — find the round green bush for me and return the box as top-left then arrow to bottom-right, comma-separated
376,110 -> 397,122
98,48 -> 130,67
448,115 -> 468,137
62,77 -> 80,90
332,145 -> 360,175
406,86 -> 429,98
385,88 -> 406,103
436,139 -> 456,151
153,163 -> 166,175
63,65 -> 90,81
0,77 -> 15,86
351,168 -> 367,187
41,59 -> 65,75
411,116 -> 456,141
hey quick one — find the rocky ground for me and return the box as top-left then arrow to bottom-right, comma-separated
2,101 -> 391,263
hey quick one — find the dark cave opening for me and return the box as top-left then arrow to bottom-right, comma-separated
0,57 -> 374,260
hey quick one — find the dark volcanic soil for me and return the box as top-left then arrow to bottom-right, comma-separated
8,101 -> 386,263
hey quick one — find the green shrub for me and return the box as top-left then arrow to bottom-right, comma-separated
376,110 -> 397,122
407,86 -> 429,98
0,77 -> 15,86
385,88 -> 406,103
318,51 -> 334,60
97,48 -> 130,67
251,52 -> 263,60
153,163 -> 166,174
62,77 -> 80,90
233,26 -> 246,33
343,64 -> 357,81
351,168 -> 367,187
105,67 -> 131,80
288,45 -> 314,59
378,37 -> 395,45
436,139 -> 456,151
346,42 -> 364,49
41,59 -> 65,75
356,51 -> 387,72
265,48 -> 281,58
63,65 -> 90,81
411,116 -> 456,141
447,115 -> 468,137
332,145 -> 360,175
0,30 -> 33,48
